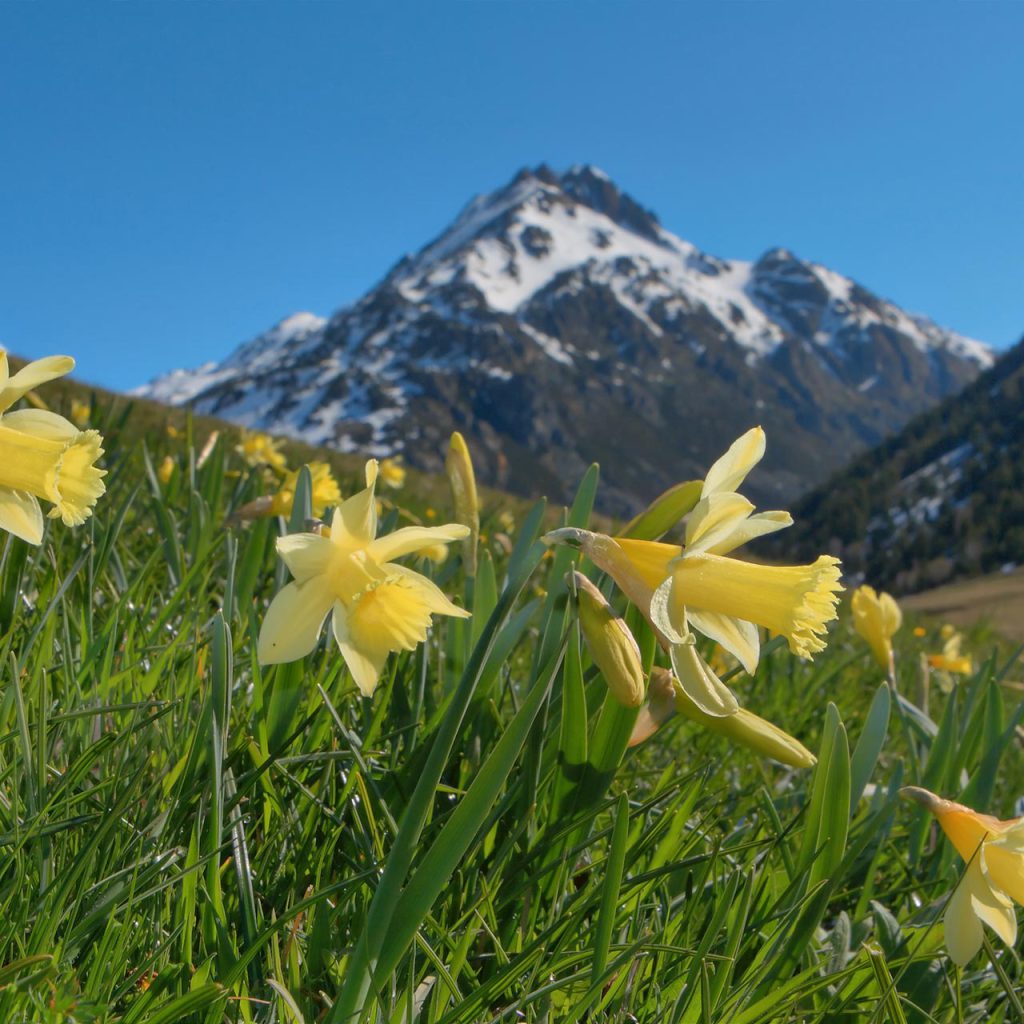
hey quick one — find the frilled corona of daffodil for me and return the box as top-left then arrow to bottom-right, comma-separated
258,460 -> 470,696
0,351 -> 106,545
902,786 -> 1024,965
545,428 -> 843,716
851,584 -> 903,672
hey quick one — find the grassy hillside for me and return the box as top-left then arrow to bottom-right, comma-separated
902,568 -> 1024,644
773,337 -> 1024,594
2,359 -> 1024,1022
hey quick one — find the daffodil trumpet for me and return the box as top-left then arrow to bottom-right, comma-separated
257,459 -> 471,696
901,786 -> 1024,965
544,428 -> 843,718
0,351 -> 106,544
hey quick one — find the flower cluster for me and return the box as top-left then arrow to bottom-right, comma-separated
547,428 -> 843,716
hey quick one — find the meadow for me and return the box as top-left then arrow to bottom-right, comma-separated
1,376 -> 1023,1024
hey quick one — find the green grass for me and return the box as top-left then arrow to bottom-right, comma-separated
1,392 -> 1023,1023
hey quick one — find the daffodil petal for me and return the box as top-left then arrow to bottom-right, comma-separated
686,608 -> 760,676
880,591 -> 903,636
331,478 -> 378,550
685,492 -> 755,553
0,356 -> 75,413
332,602 -> 387,697
967,855 -> 1017,947
987,828 -> 1024,905
0,352 -> 8,390
257,575 -> 334,664
276,533 -> 335,582
706,510 -> 793,556
385,563 -> 471,618
367,524 -> 469,565
0,487 -> 44,545
649,575 -> 690,645
945,860 -> 986,966
2,408 -> 79,441
701,427 -> 765,498
669,640 -> 739,717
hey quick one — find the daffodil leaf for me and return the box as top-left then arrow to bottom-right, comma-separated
618,479 -> 702,541
849,683 -> 890,814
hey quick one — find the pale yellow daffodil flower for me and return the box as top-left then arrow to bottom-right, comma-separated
258,460 -> 470,696
851,584 -> 903,673
902,786 -> 1024,965
237,429 -> 288,472
0,351 -> 106,544
546,428 -> 842,717
378,456 -> 406,489
271,462 -> 341,519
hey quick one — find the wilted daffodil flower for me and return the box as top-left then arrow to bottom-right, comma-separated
0,351 -> 106,544
258,459 -> 470,696
851,584 -> 902,673
901,786 -> 1024,965
378,456 -> 406,489
630,666 -> 815,768
237,429 -> 288,472
545,428 -> 842,717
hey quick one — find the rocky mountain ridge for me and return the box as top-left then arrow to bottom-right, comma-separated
138,163 -> 992,514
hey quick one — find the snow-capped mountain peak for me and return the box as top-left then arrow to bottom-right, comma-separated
137,164 -> 994,514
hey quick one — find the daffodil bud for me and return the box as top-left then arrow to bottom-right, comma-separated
446,431 -> 479,576
571,571 -> 645,708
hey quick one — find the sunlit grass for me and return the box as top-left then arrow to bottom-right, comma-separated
0,394 -> 1022,1023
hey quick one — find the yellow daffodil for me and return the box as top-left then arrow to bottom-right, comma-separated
851,584 -> 902,672
545,428 -> 842,717
258,459 -> 470,695
901,787 -> 1024,965
446,431 -> 479,576
70,398 -> 90,427
157,455 -> 175,485
0,351 -> 106,544
271,462 -> 341,519
237,429 -> 287,472
928,627 -> 973,675
913,626 -> 927,638
378,456 -> 406,489
572,571 -> 646,708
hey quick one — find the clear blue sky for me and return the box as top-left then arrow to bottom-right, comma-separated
2,2 -> 1022,391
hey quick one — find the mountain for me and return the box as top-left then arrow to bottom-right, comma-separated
136,164 -> 992,515
771,337 -> 1024,592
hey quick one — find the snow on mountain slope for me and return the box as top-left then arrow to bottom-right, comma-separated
136,164 -> 993,513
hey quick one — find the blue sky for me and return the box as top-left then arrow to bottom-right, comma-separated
2,2 -> 1022,391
